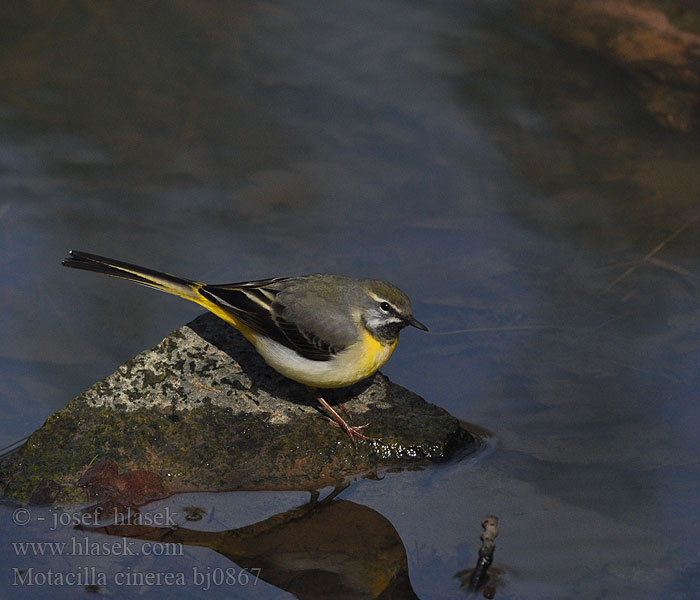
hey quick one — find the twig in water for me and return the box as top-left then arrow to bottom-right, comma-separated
601,213 -> 700,293
468,515 -> 499,593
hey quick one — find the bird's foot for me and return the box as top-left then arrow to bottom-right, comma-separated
326,418 -> 377,444
309,388 -> 379,449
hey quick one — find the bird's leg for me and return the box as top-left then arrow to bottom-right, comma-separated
308,387 -> 378,448
333,391 -> 353,421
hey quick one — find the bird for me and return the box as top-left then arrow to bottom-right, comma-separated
62,251 -> 428,447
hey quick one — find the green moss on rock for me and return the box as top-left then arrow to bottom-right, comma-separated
1,314 -> 474,504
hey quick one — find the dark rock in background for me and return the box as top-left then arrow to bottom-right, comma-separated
526,0 -> 700,131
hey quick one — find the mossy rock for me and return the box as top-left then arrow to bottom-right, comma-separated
0,314 -> 474,505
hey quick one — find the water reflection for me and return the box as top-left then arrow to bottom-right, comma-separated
80,486 -> 419,599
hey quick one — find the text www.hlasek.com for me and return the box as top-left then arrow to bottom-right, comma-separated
13,536 -> 182,557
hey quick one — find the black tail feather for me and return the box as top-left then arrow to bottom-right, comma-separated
62,250 -> 197,290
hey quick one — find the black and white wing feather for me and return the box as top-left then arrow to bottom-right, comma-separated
199,280 -> 342,361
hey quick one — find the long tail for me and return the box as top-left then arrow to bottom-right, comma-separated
62,250 -> 203,303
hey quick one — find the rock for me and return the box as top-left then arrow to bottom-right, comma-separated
526,0 -> 700,130
27,479 -> 62,506
0,313 -> 474,505
75,459 -> 168,517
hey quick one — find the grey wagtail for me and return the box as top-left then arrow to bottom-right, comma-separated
62,251 -> 428,447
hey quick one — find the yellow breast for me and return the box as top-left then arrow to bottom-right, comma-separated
194,294 -> 399,389
351,328 -> 399,380
245,326 -> 399,389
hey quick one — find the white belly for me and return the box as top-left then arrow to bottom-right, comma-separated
251,333 -> 396,388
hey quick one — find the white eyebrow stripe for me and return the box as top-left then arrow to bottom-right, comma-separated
365,291 -> 400,312
366,291 -> 385,303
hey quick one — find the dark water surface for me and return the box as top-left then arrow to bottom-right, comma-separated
1,1 -> 699,598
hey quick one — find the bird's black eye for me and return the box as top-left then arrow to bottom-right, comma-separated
379,301 -> 391,313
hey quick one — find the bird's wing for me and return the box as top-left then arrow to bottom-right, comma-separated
199,279 -> 344,361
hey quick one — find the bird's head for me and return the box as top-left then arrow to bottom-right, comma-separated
359,279 -> 428,344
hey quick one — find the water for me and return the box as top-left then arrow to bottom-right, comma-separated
1,1 -> 699,598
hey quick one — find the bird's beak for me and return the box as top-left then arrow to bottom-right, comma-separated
405,315 -> 429,331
